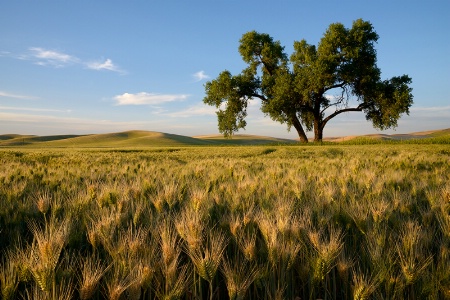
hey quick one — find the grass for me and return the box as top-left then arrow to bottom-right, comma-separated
0,142 -> 449,299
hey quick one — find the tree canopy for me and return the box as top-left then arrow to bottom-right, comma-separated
203,19 -> 413,142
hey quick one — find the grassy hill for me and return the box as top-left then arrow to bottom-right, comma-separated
0,130 -> 295,148
0,131 -> 214,147
0,134 -> 81,146
0,134 -> 35,141
0,128 -> 448,147
194,134 -> 297,145
324,128 -> 450,143
40,131 -> 215,147
427,128 -> 450,137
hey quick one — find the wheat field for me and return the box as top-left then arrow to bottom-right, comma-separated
0,144 -> 449,299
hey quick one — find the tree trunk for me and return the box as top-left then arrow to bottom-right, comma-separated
291,116 -> 309,143
313,95 -> 323,142
314,126 -> 323,142
313,117 -> 323,142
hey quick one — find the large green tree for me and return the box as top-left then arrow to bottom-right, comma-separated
203,19 -> 413,142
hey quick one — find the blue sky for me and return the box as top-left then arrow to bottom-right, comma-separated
1,1 -> 449,139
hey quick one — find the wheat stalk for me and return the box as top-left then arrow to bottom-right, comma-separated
78,254 -> 110,300
188,229 -> 228,300
308,226 -> 344,282
237,230 -> 257,262
396,221 -> 433,286
0,253 -> 19,300
27,216 -> 71,293
23,279 -> 74,300
33,190 -> 51,219
175,207 -> 204,252
104,263 -> 137,300
221,255 -> 259,300
155,264 -> 191,300
125,236 -> 159,300
351,268 -> 382,300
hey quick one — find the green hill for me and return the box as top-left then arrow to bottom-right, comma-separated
0,134 -> 80,146
32,131 -> 213,147
325,128 -> 450,143
0,130 -> 298,148
428,128 -> 450,137
0,128 -> 448,148
194,134 -> 297,145
0,134 -> 35,141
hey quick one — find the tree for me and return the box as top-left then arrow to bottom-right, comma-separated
203,19 -> 413,142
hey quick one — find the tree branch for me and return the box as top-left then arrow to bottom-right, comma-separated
321,104 -> 365,130
320,85 -> 349,114
324,81 -> 346,92
320,97 -> 345,114
250,93 -> 267,102
255,54 -> 275,76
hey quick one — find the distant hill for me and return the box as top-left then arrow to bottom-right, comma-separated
0,131 -> 210,147
0,134 -> 81,146
0,134 -> 35,141
0,130 -> 295,147
0,128 -> 448,147
38,131 -> 214,147
324,128 -> 450,142
193,134 -> 297,145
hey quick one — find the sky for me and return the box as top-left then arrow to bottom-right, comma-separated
1,0 -> 449,139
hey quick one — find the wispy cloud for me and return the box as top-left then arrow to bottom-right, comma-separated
86,58 -> 125,74
0,111 -> 131,125
193,70 -> 210,82
166,103 -> 217,118
406,105 -> 450,121
0,91 -> 39,100
0,110 -> 191,136
0,106 -> 71,113
410,105 -> 450,112
6,47 -> 125,73
170,99 -> 256,118
114,92 -> 189,106
29,47 -> 79,67
0,111 -> 161,133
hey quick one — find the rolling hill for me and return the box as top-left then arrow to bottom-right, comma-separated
0,128 -> 448,147
0,131 -> 210,147
0,130 -> 296,147
193,134 -> 297,145
324,128 -> 450,142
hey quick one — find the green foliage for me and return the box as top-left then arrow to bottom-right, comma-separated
204,19 -> 414,142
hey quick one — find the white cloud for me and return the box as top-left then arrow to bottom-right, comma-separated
402,105 -> 450,126
86,59 -> 125,74
29,47 -> 78,67
0,106 -> 71,113
324,94 -> 336,100
0,91 -> 39,100
167,103 -> 217,118
0,111 -> 163,134
114,92 -> 189,106
7,47 -> 125,73
0,112 -> 125,125
410,105 -> 450,113
193,70 -> 210,82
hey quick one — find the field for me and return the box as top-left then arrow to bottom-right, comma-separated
0,137 -> 450,299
